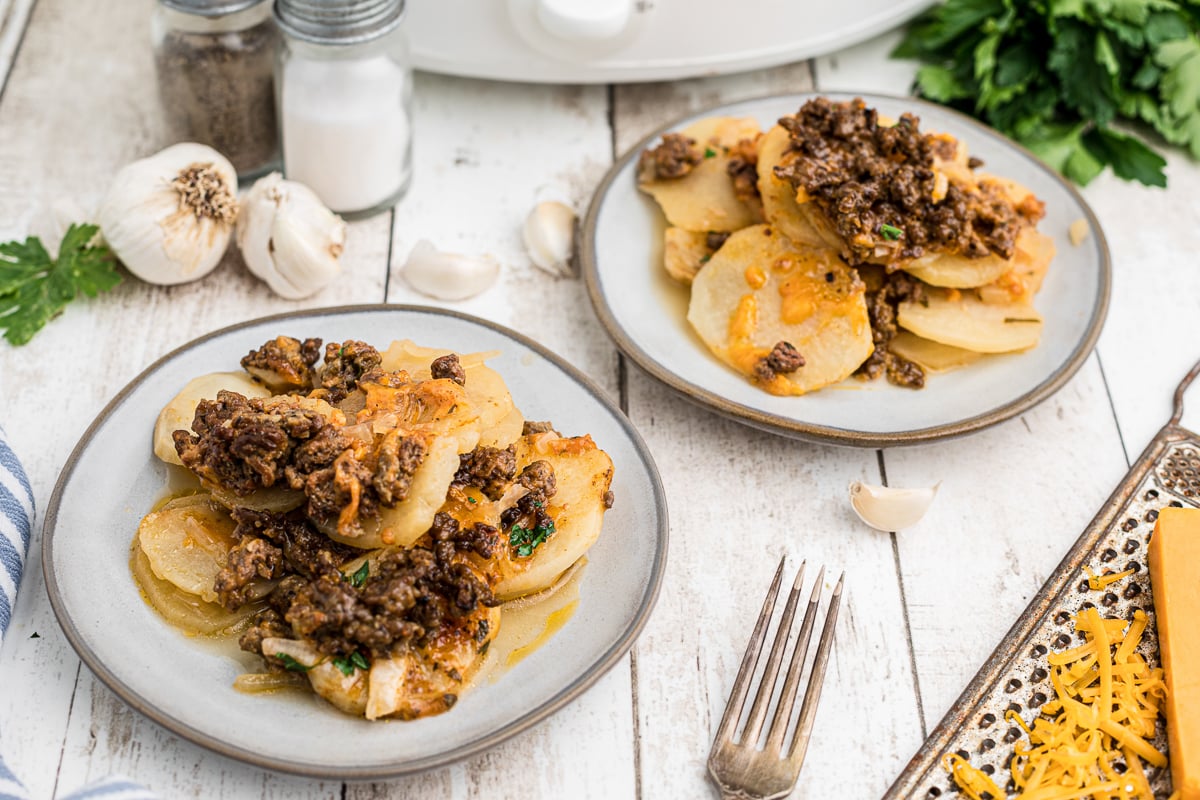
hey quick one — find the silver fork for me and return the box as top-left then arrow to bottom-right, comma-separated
707,557 -> 844,800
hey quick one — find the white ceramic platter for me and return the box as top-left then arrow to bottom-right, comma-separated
408,0 -> 933,84
582,93 -> 1110,447
44,306 -> 668,779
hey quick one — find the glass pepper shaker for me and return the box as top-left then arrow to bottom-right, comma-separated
274,0 -> 414,218
152,0 -> 281,179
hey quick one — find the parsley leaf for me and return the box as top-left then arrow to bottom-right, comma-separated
332,652 -> 369,676
703,146 -> 717,158
509,520 -> 556,558
893,0 -> 1200,186
0,224 -> 121,345
275,653 -> 312,672
880,224 -> 904,241
348,561 -> 370,588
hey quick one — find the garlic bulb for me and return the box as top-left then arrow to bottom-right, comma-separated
848,481 -> 940,531
237,173 -> 346,299
98,143 -> 238,285
522,200 -> 576,276
402,240 -> 499,301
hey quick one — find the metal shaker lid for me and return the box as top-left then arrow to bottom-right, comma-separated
274,0 -> 405,45
160,0 -> 269,17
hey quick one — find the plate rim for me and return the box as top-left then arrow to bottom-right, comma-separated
581,91 -> 1112,448
41,303 -> 670,780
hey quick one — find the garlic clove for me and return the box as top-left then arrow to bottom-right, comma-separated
522,200 -> 576,277
402,240 -> 499,301
237,172 -> 346,300
98,143 -> 238,285
848,480 -> 940,531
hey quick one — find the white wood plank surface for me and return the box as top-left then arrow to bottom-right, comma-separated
0,4 -> 1195,800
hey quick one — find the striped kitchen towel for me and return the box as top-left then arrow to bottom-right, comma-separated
0,425 -> 34,651
0,429 -> 157,800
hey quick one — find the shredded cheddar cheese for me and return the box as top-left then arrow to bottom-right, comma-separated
1084,567 -> 1135,591
946,608 -> 1167,799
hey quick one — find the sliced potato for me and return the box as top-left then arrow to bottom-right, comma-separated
324,435 -> 461,550
663,227 -> 710,285
756,125 -> 834,249
889,331 -> 983,373
687,225 -> 872,395
137,494 -> 238,603
479,406 -> 524,449
638,117 -> 763,233
207,482 -> 305,514
263,637 -> 369,717
898,289 -> 1043,353
492,433 -> 614,601
903,227 -> 1050,289
979,229 -> 1055,305
153,372 -> 271,466
130,543 -> 259,636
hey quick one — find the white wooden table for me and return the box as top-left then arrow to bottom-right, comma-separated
2,2 -> 1198,798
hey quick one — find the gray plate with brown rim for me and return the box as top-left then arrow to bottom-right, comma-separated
43,305 -> 668,779
581,92 -> 1110,447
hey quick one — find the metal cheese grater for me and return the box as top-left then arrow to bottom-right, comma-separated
885,361 -> 1200,799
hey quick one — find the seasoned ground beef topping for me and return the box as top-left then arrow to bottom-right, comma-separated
240,336 -> 322,390
774,97 -> 1039,267
855,271 -> 926,389
521,420 -> 558,436
430,353 -> 466,386
726,136 -> 761,205
452,445 -> 517,501
638,132 -> 701,181
316,340 -> 382,402
754,341 -> 805,384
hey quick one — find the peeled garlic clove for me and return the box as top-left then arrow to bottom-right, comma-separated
402,240 -> 499,301
523,200 -> 576,276
848,481 -> 939,531
98,143 -> 238,285
237,172 -> 346,299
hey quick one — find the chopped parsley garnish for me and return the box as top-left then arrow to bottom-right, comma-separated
703,146 -> 717,158
332,651 -> 370,676
879,223 -> 904,241
349,561 -> 369,587
276,653 -> 312,672
509,520 -> 556,557
699,253 -> 712,264
467,496 -> 477,504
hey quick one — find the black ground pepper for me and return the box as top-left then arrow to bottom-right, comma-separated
154,15 -> 279,177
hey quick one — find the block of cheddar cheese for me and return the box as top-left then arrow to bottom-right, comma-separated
1149,506 -> 1200,800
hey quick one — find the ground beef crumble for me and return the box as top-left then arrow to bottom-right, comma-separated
753,341 -> 805,384
430,354 -> 466,386
316,340 -> 382,403
773,97 -> 1040,267
638,132 -> 701,181
726,135 -> 761,205
240,336 -> 322,391
452,446 -> 517,500
855,271 -> 926,389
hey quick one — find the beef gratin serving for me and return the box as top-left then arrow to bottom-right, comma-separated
133,335 -> 615,720
637,97 -> 1056,396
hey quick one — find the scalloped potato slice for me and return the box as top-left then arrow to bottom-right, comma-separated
324,435 -> 461,550
663,227 -> 710,285
263,637 -> 369,717
130,544 -> 260,635
889,331 -> 982,373
153,372 -> 272,466
493,433 -> 614,601
903,227 -> 1050,289
687,225 -> 872,395
898,289 -> 1042,353
138,495 -> 238,603
757,125 -> 834,249
979,228 -> 1056,304
638,117 -> 764,233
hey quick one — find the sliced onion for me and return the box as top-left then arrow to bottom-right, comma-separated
233,672 -> 307,694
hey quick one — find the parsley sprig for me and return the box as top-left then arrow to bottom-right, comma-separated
893,0 -> 1200,187
0,224 -> 121,345
509,520 -> 556,557
332,651 -> 370,676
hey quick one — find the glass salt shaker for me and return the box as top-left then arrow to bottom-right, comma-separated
152,0 -> 280,179
274,0 -> 413,218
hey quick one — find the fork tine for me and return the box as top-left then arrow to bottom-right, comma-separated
763,564 -> 825,755
739,561 -> 806,747
787,572 -> 844,767
712,556 -> 787,748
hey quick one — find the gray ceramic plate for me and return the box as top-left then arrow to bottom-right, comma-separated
582,92 -> 1111,447
43,305 -> 667,779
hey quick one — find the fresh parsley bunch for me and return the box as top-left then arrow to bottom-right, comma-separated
893,0 -> 1200,187
0,224 -> 121,345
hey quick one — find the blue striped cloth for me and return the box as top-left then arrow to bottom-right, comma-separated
0,428 -> 158,800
